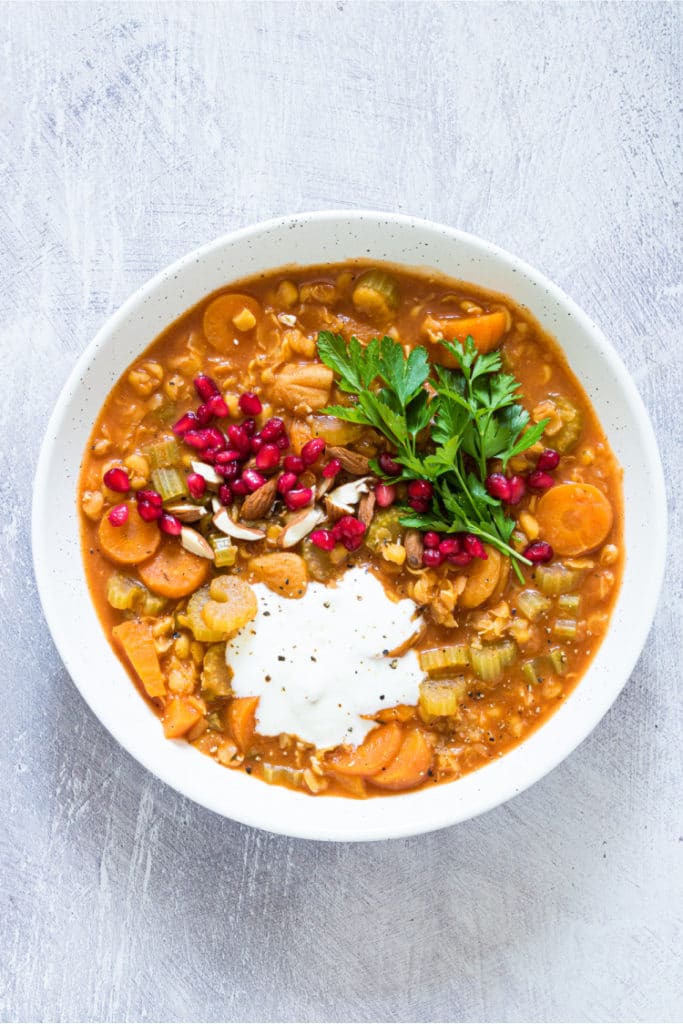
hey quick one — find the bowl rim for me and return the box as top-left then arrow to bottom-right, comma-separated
32,209 -> 667,841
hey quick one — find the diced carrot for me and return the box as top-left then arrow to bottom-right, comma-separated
203,293 -> 261,353
98,501 -> 161,566
327,773 -> 368,798
423,309 -> 509,361
325,723 -> 404,777
228,696 -> 259,751
112,619 -> 165,698
372,704 -> 417,724
369,729 -> 434,791
163,696 -> 204,738
459,546 -> 504,609
138,538 -> 211,598
535,483 -> 614,556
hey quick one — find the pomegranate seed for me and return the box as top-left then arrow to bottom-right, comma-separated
195,403 -> 212,426
332,516 -> 366,551
301,437 -> 326,465
422,548 -> 444,568
378,452 -> 401,476
283,455 -> 305,474
260,417 -> 285,441
202,447 -> 220,463
241,468 -> 267,492
322,458 -> 342,479
135,489 -> 162,507
107,503 -> 129,527
486,473 -> 512,502
375,483 -> 396,507
216,462 -> 240,481
506,475 -> 526,505
186,473 -> 206,500
231,479 -> 249,496
137,501 -> 162,522
408,497 -> 430,513
103,467 -> 130,493
527,470 -> 555,492
215,449 -> 244,464
255,444 -> 281,471
194,374 -> 220,401
537,448 -> 560,471
218,484 -> 232,505
227,424 -> 250,453
407,479 -> 433,501
183,430 -> 211,450
250,435 -> 265,455
439,537 -> 461,557
423,531 -> 441,549
159,513 -> 182,536
310,529 -> 336,552
343,535 -> 364,552
285,487 -> 314,510
275,433 -> 290,451
172,411 -> 198,435
206,427 -> 226,449
447,551 -> 473,567
463,534 -> 487,559
277,472 -> 298,494
239,392 -> 262,416
524,541 -> 554,563
207,393 -> 229,419
242,418 -> 256,437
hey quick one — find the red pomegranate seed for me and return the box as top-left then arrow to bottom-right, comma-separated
172,411 -> 198,435
485,473 -> 512,502
537,448 -> 560,471
183,430 -> 211,450
322,458 -> 342,479
216,461 -> 240,481
186,473 -> 206,499
301,437 -> 326,465
194,374 -> 220,401
195,403 -> 212,426
408,497 -> 430,513
447,551 -> 473,567
103,467 -> 130,493
506,475 -> 526,505
375,483 -> 396,507
207,393 -> 229,419
260,417 -> 285,441
107,503 -> 129,527
277,471 -> 298,494
242,418 -> 256,437
310,529 -> 336,552
422,548 -> 444,568
137,501 -> 162,522
423,531 -> 441,549
407,479 -> 433,501
528,470 -> 555,491
135,489 -> 162,507
524,541 -> 554,563
231,479 -> 249,496
255,444 -> 281,471
332,516 -> 366,551
275,433 -> 290,451
202,447 -> 219,463
239,392 -> 262,416
218,484 -> 232,505
227,424 -> 250,453
159,513 -> 182,536
285,487 -> 314,510
463,534 -> 487,559
250,435 -> 265,455
215,449 -> 244,464
242,468 -> 267,492
283,455 -> 304,474
439,537 -> 461,557
379,452 -> 401,476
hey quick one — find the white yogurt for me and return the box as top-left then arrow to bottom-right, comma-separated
227,568 -> 422,749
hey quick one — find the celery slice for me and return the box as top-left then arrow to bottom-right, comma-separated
549,647 -> 568,674
553,619 -> 578,639
419,644 -> 470,674
558,594 -> 580,613
262,764 -> 305,789
209,534 -> 237,568
145,438 -> 181,469
522,660 -> 541,686
419,678 -> 467,717
516,589 -> 552,621
151,467 -> 188,503
469,640 -> 517,682
106,573 -> 143,610
535,563 -> 584,596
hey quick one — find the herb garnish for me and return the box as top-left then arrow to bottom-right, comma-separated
317,331 -> 548,579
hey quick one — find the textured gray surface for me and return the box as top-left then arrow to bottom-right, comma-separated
1,3 -> 681,1022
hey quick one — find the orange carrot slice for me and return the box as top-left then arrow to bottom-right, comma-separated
424,309 -> 509,360
163,696 -> 204,738
112,619 -> 165,698
138,538 -> 210,598
369,729 -> 433,791
203,293 -> 261,353
98,501 -> 161,565
325,723 -> 404,777
228,696 -> 259,751
535,483 -> 614,556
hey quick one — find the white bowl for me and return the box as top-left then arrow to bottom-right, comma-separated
32,211 -> 666,842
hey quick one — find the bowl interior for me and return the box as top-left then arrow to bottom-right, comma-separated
32,212 -> 666,841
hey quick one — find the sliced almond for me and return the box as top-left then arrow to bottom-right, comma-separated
326,476 -> 373,512
327,445 -> 371,475
404,529 -> 424,569
213,508 -> 266,542
180,526 -> 214,559
279,506 -> 325,548
358,489 -> 376,529
191,460 -> 222,487
165,503 -> 207,523
240,476 -> 279,520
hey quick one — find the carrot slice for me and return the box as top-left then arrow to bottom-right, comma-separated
423,309 -> 509,360
203,293 -> 261,353
98,501 -> 161,566
325,723 -> 404,777
369,729 -> 434,791
138,538 -> 210,598
163,696 -> 204,738
535,483 -> 614,556
459,546 -> 503,609
112,619 -> 165,698
228,696 -> 259,751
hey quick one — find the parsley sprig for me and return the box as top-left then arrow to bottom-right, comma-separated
317,331 -> 548,578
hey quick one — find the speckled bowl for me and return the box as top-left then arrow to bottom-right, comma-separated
32,211 -> 666,841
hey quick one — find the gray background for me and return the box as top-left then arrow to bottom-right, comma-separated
1,3 -> 681,1022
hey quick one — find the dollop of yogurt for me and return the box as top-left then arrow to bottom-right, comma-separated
227,568 -> 422,749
